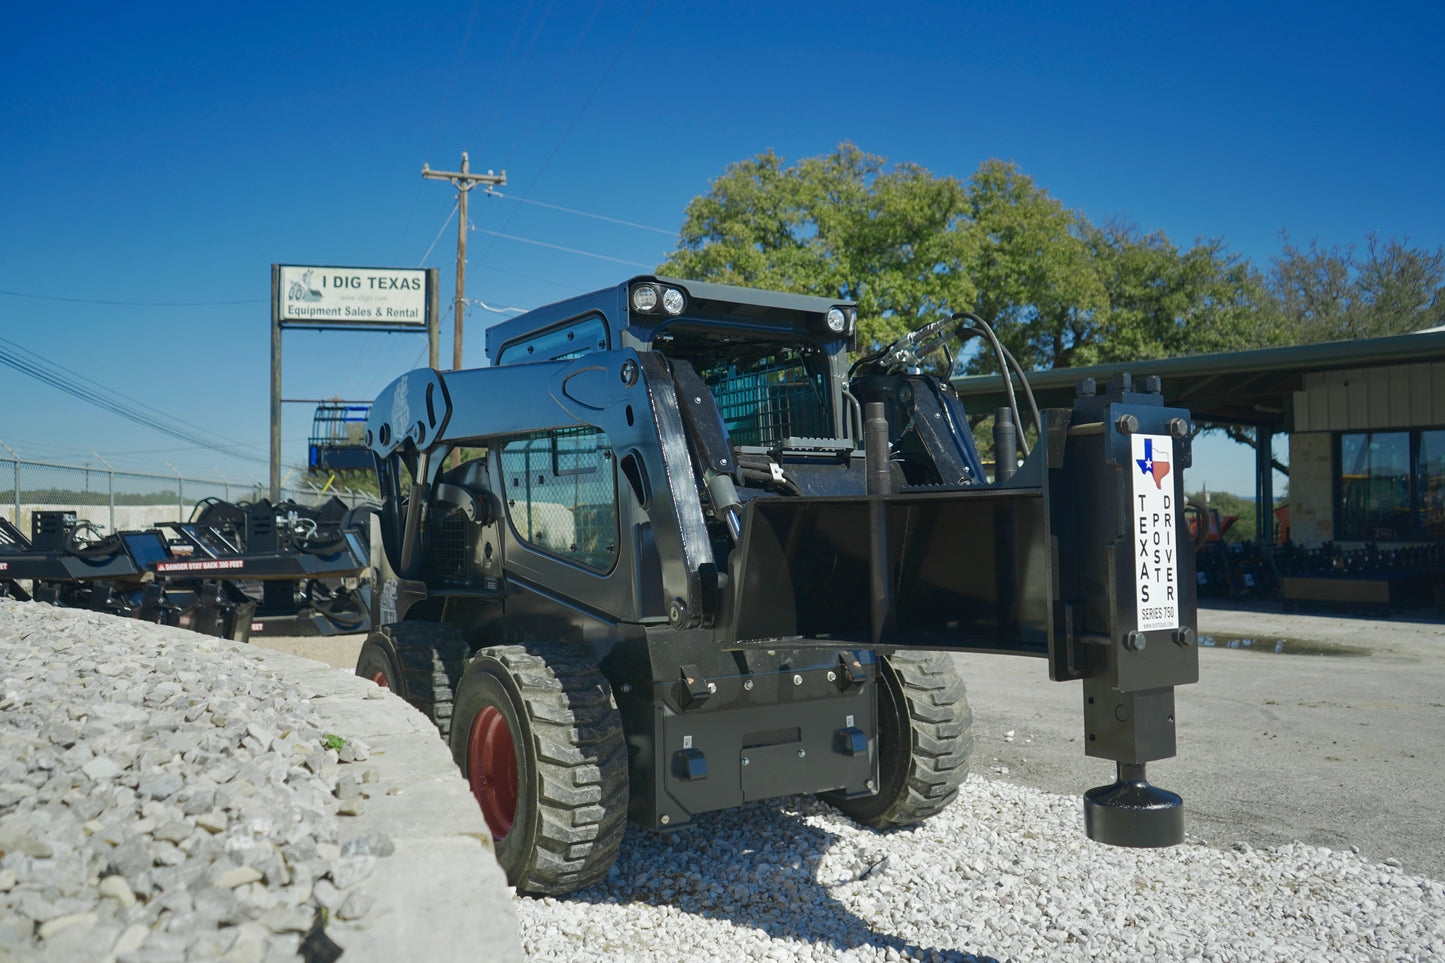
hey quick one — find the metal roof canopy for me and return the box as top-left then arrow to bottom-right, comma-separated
950,329 -> 1445,430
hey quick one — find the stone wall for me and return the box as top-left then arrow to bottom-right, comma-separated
1288,432 -> 1333,546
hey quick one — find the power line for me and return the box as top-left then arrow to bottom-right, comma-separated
0,334 -> 263,453
476,229 -> 651,268
472,0 -> 546,160
0,337 -> 269,465
496,0 -> 605,168
400,0 -> 483,267
475,263 -> 589,293
483,189 -> 673,235
417,200 -> 460,266
0,290 -> 263,307
474,1 -> 658,270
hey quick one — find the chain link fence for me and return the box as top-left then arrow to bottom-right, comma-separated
0,456 -> 377,538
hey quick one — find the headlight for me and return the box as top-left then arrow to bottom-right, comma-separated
813,305 -> 855,338
662,287 -> 685,316
631,283 -> 660,313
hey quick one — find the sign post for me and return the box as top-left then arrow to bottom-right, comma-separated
270,265 -> 439,500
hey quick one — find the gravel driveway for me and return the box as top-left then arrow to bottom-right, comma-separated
256,604 -> 1445,962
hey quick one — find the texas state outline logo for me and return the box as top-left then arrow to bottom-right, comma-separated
1136,437 -> 1172,490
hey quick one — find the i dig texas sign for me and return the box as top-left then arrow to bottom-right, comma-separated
1131,435 -> 1180,632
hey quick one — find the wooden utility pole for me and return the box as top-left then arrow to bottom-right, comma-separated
422,153 -> 506,374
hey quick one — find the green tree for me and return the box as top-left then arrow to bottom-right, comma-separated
661,144 -> 978,347
1266,232 -> 1445,343
1083,220 -> 1275,364
962,160 -> 1105,372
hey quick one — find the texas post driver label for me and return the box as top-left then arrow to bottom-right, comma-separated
1131,434 -> 1180,632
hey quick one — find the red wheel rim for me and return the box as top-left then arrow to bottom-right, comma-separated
370,671 -> 390,688
467,706 -> 518,840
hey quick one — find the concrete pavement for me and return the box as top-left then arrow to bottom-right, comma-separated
953,602 -> 1445,880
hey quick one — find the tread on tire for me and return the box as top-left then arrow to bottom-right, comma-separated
823,650 -> 973,828
450,642 -> 628,895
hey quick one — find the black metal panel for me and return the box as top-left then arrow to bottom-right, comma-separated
723,488 -> 1052,654
1050,388 -> 1199,696
628,657 -> 878,829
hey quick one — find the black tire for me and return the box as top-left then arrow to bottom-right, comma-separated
449,643 -> 628,895
355,633 -> 403,692
358,622 -> 469,738
822,650 -> 973,828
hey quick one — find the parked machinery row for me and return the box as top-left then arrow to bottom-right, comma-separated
0,497 -> 373,639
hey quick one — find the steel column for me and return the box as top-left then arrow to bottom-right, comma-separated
1256,425 -> 1274,543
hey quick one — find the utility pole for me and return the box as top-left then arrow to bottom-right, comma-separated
422,153 -> 506,374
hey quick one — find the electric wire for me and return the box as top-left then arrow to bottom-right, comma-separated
473,0 -> 658,270
0,335 -> 265,456
0,290 -> 263,307
417,200 -> 460,266
401,0 -> 484,267
470,0 -> 540,158
0,344 -> 266,464
475,229 -> 652,268
483,189 -> 672,235
494,0 -> 605,168
476,263 -> 589,293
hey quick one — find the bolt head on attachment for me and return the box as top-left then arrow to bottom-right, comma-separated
792,674 -> 803,686
1124,630 -> 1147,652
1174,625 -> 1195,647
1115,413 -> 1140,435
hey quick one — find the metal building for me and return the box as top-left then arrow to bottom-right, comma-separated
951,329 -> 1445,549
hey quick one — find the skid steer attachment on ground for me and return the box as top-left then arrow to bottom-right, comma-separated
0,499 -> 372,640
358,275 -> 1198,892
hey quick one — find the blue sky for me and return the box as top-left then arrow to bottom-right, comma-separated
2,0 -> 1441,495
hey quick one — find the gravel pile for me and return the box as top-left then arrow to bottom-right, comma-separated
0,602 -> 389,962
6,597 -> 1443,963
516,776 -> 1445,962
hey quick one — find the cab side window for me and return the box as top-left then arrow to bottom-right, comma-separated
496,315 -> 608,365
498,426 -> 617,570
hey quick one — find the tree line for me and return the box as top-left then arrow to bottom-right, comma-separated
659,143 -> 1444,375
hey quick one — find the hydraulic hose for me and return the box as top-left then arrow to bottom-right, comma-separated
953,312 -> 1033,460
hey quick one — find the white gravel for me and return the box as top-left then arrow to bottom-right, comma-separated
5,598 -> 1443,962
0,601 -> 387,962
515,783 -> 1445,962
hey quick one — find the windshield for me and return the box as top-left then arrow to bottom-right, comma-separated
654,326 -> 832,447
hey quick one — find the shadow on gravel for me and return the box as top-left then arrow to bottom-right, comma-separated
558,796 -> 1005,963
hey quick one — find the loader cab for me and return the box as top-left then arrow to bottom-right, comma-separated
486,276 -> 860,446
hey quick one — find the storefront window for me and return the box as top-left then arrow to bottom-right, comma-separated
1418,430 -> 1445,539
1337,429 -> 1445,540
